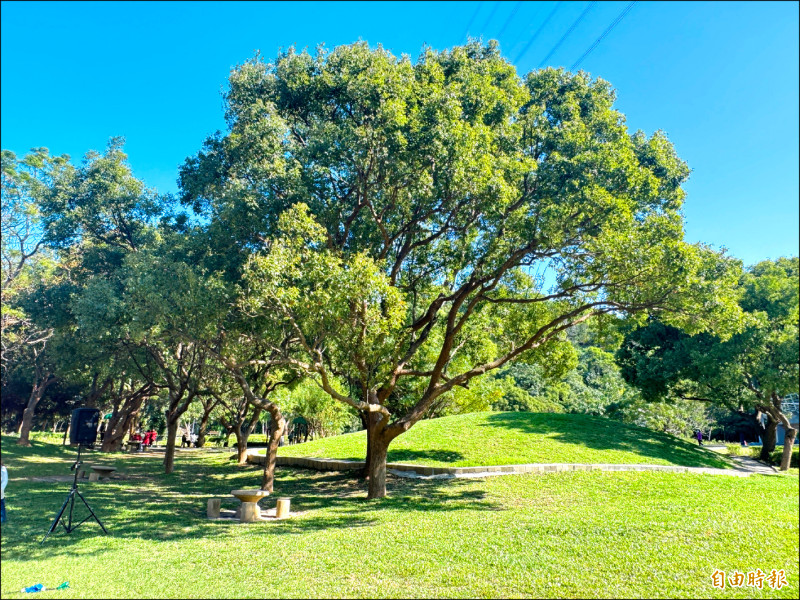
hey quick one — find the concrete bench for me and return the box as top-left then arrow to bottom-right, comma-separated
88,465 -> 117,482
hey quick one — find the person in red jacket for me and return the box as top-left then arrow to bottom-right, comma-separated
144,429 -> 158,448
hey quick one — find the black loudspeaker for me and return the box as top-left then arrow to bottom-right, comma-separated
70,408 -> 100,446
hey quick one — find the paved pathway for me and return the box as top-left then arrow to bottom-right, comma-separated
729,455 -> 780,475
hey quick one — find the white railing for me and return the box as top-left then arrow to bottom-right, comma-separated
782,394 -> 799,422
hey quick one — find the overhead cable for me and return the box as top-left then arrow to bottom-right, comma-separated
497,1 -> 524,39
570,1 -> 638,71
538,1 -> 597,68
513,1 -> 564,64
481,2 -> 502,36
463,1 -> 485,41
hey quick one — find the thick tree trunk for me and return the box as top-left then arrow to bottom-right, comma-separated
361,410 -> 372,479
101,399 -> 144,452
102,410 -> 131,452
367,428 -> 391,499
261,414 -> 286,492
233,425 -> 247,464
163,419 -> 179,474
17,374 -> 54,446
100,383 -> 151,452
759,416 -> 778,462
162,388 -> 198,474
780,427 -> 796,471
197,409 -> 213,448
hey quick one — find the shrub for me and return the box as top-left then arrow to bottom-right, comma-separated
750,445 -> 799,468
726,443 -> 746,456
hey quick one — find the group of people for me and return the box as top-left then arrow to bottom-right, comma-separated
180,432 -> 199,447
130,428 -> 158,450
287,423 -> 309,445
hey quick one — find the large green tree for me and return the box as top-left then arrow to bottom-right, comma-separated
2,148 -> 72,444
616,257 -> 799,470
32,138 -> 218,471
29,139 -> 167,451
181,42 -> 740,498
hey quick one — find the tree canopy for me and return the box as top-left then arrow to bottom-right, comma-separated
180,41 -> 742,497
616,257 -> 799,469
5,41 -> 777,495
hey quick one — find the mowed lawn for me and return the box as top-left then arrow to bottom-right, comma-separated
1,435 -> 797,599
276,412 -> 733,469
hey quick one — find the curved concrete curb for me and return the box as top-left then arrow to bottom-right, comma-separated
246,454 -> 768,478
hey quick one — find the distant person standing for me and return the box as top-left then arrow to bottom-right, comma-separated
131,430 -> 144,452
1,460 -> 8,523
696,430 -> 703,446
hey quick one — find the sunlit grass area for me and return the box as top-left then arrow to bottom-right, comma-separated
275,412 -> 734,469
1,435 -> 796,598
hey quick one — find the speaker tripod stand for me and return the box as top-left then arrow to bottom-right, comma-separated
41,444 -> 108,543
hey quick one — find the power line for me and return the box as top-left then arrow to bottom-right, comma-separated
497,1 -> 524,39
463,1 -> 485,41
538,1 -> 597,69
502,2 -> 530,52
570,1 -> 638,71
513,1 -> 564,64
481,2 -> 502,36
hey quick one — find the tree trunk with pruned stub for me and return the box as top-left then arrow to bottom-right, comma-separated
17,373 -> 55,446
261,411 -> 286,492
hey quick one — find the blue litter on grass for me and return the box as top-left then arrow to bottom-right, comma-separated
20,582 -> 69,593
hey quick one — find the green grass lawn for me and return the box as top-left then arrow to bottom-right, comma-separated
275,412 -> 733,469
1,434 -> 797,599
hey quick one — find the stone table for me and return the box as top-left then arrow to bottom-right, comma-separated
88,465 -> 117,482
231,489 -> 270,522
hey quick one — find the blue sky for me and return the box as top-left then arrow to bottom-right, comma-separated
2,1 -> 797,266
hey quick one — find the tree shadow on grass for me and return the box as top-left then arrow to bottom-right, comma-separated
3,455 -> 499,562
386,448 -> 465,464
479,412 -> 731,469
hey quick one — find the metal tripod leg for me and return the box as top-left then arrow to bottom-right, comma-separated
41,443 -> 108,543
41,489 -> 76,544
41,487 -> 108,543
73,488 -> 108,534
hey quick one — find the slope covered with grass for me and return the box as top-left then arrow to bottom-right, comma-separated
277,412 -> 732,469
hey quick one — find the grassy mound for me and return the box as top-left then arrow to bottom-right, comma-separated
277,412 -> 732,469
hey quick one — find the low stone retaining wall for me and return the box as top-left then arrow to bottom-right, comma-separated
245,453 -> 753,478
